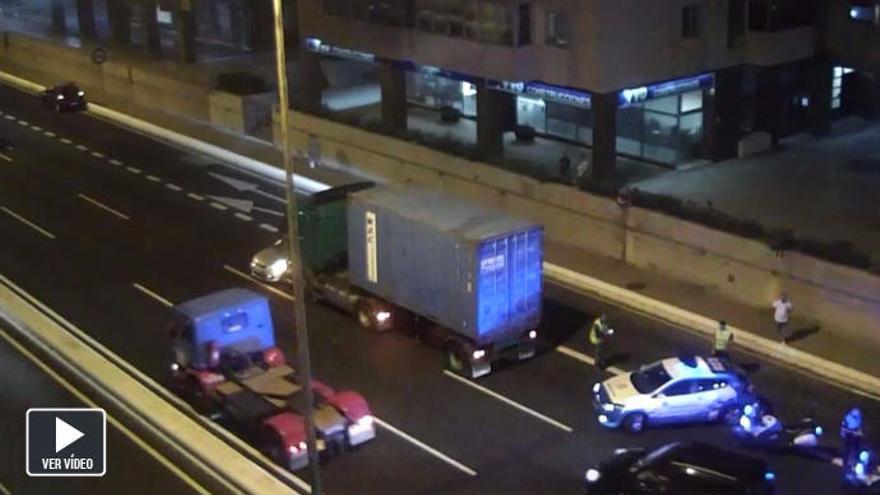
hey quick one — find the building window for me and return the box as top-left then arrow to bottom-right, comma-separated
748,0 -> 816,31
517,3 -> 531,45
414,0 -> 514,45
545,11 -> 570,47
682,5 -> 700,38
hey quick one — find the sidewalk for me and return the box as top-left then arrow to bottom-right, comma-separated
545,241 -> 880,380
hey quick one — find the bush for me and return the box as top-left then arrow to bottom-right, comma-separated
214,72 -> 270,96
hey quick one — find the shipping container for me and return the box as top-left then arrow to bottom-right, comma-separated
347,185 -> 543,346
299,182 -> 373,273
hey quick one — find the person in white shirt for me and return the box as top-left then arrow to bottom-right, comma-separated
772,292 -> 793,343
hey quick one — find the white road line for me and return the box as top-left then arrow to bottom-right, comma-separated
75,144 -> 88,151
0,480 -> 10,495
17,119 -> 27,126
31,125 -> 42,131
132,283 -> 174,308
165,183 -> 183,192
0,152 -> 11,162
442,370 -> 574,433
146,175 -> 162,183
234,212 -> 253,222
126,166 -> 142,174
3,115 -> 14,120
373,417 -> 477,477
259,223 -> 279,233
77,193 -> 130,221
222,265 -> 294,302
0,206 -> 56,240
44,131 -> 56,138
555,345 -> 626,376
210,202 -> 228,211
60,138 -> 72,144
91,151 -> 105,159
109,158 -> 123,166
187,193 -> 205,201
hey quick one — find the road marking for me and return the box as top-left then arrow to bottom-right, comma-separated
0,327 -> 210,495
31,125 -> 42,131
146,175 -> 162,183
0,152 -> 11,162
555,345 -> 627,376
75,144 -> 88,151
132,283 -> 174,308
165,183 -> 183,192
210,202 -> 228,211
3,115 -> 14,120
186,193 -> 205,201
442,370 -> 574,433
17,119 -> 27,126
109,158 -> 123,166
77,193 -> 130,221
60,138 -> 72,144
91,151 -> 105,159
373,417 -> 477,477
44,131 -> 56,138
222,264 -> 294,302
126,166 -> 142,174
0,206 -> 56,240
259,223 -> 279,233
234,212 -> 253,222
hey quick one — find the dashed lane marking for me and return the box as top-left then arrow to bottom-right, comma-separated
0,152 -> 11,163
259,224 -> 279,233
442,370 -> 574,433
60,138 -> 72,144
0,206 -> 56,240
222,265 -> 294,302
91,151 -> 105,159
126,166 -> 142,175
77,193 -> 130,221
210,202 -> 228,211
165,183 -> 183,192
31,125 -> 42,131
0,479 -> 9,495
17,119 -> 27,126
146,175 -> 162,183
132,283 -> 174,308
109,158 -> 123,166
234,212 -> 253,222
75,144 -> 88,151
44,131 -> 56,138
186,193 -> 205,201
373,417 -> 478,477
555,345 -> 627,376
3,115 -> 14,120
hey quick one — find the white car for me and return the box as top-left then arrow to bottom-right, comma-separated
592,356 -> 755,433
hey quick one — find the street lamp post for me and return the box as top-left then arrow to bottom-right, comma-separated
271,1 -> 323,493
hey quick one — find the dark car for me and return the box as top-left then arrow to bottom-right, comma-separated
40,82 -> 87,112
585,442 -> 775,495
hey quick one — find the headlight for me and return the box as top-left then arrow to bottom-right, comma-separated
77,90 -> 85,97
585,468 -> 601,483
375,311 -> 391,323
269,258 -> 289,277
348,415 -> 375,436
602,403 -> 616,412
592,383 -> 601,393
528,330 -> 537,339
56,94 -> 64,100
170,363 -> 179,372
472,349 -> 486,360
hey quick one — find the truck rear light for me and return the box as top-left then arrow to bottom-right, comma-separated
472,349 -> 486,360
375,311 -> 391,323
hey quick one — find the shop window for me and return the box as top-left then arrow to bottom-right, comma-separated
682,5 -> 700,38
680,90 -> 703,113
545,11 -> 570,47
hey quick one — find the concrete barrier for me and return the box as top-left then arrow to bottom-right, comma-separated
0,273 -> 307,495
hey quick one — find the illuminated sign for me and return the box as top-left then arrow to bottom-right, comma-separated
304,37 -> 375,63
618,73 -> 714,107
489,80 -> 592,108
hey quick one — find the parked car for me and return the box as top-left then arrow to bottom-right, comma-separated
584,441 -> 776,494
593,355 -> 755,432
40,82 -> 87,112
250,238 -> 292,283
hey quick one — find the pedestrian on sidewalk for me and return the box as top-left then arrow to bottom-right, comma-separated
841,407 -> 864,470
588,313 -> 614,370
575,153 -> 591,185
558,152 -> 571,182
772,292 -> 793,343
713,320 -> 733,358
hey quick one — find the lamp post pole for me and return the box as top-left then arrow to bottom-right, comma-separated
271,1 -> 322,493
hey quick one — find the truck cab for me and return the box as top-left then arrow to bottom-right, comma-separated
168,288 -> 375,471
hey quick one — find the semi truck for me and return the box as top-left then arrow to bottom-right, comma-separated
168,288 -> 376,471
251,183 -> 544,379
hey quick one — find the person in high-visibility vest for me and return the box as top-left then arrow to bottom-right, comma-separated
589,313 -> 614,370
714,320 -> 734,357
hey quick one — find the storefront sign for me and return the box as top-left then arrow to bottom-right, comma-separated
618,73 -> 714,107
304,38 -> 375,63
489,80 -> 591,108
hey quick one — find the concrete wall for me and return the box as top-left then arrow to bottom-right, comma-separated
208,91 -> 274,135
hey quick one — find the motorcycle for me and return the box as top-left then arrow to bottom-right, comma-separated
731,402 -> 836,462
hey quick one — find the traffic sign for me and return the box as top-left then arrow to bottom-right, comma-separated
26,408 -> 106,477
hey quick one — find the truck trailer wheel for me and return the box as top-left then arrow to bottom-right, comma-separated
445,343 -> 473,378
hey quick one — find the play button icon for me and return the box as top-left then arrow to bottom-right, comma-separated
55,417 -> 85,453
27,408 -> 106,477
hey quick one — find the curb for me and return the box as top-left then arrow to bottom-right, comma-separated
544,262 -> 880,400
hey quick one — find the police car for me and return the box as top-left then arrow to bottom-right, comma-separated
592,356 -> 755,433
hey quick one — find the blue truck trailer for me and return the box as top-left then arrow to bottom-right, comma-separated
301,184 -> 544,379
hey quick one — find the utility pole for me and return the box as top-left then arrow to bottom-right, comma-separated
271,1 -> 322,493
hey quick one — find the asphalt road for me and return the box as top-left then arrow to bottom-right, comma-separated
0,82 -> 878,495
0,320 -> 207,495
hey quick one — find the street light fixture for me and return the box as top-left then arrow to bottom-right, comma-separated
271,1 -> 323,493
